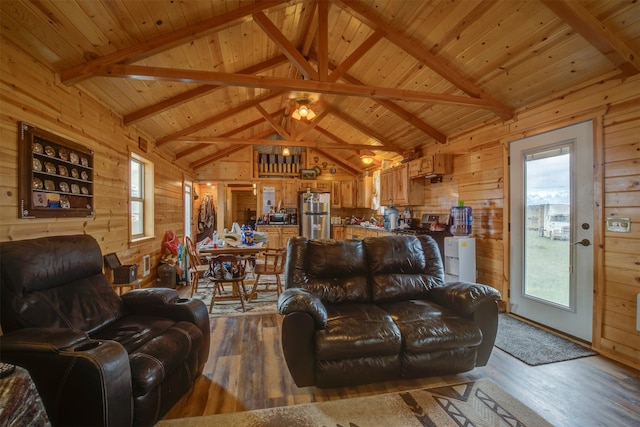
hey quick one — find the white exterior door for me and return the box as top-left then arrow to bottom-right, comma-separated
509,121 -> 594,342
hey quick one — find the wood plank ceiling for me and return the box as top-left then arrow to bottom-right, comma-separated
2,0 -> 639,172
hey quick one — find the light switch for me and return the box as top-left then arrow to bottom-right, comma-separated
606,217 -> 631,232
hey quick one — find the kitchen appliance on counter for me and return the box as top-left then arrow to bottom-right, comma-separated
285,208 -> 298,225
393,213 -> 452,259
300,191 -> 330,239
268,212 -> 289,224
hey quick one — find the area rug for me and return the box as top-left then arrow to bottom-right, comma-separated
494,314 -> 597,366
158,378 -> 551,426
191,277 -> 278,317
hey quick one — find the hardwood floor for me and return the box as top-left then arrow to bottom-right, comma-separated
163,296 -> 640,426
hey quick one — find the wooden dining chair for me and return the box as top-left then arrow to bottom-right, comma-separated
208,255 -> 249,313
247,247 -> 286,301
184,235 -> 219,298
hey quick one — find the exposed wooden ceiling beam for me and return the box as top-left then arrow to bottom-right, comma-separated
176,136 -> 389,153
333,0 -> 513,121
155,91 -> 283,147
252,11 -> 319,81
60,1 -> 287,85
541,0 -> 640,77
100,64 -> 493,108
328,29 -> 385,83
325,106 -> 404,153
255,104 -> 291,140
313,147 -> 362,175
175,110 -> 285,160
297,1 -> 319,56
316,0 -> 330,81
123,55 -> 288,125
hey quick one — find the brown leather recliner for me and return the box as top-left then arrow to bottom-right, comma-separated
278,235 -> 501,388
0,235 -> 210,426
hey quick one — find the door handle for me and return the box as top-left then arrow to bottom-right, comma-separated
572,239 -> 591,246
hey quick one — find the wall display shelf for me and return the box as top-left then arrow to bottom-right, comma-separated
18,122 -> 94,218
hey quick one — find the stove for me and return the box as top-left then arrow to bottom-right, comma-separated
393,213 -> 451,259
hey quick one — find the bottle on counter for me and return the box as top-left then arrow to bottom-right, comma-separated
450,201 -> 472,236
384,203 -> 399,230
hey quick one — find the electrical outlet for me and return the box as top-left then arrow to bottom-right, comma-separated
606,217 -> 631,233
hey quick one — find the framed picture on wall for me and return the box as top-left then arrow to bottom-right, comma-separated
300,169 -> 317,180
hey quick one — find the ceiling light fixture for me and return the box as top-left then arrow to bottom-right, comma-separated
282,147 -> 291,156
292,100 -> 316,121
360,151 -> 375,165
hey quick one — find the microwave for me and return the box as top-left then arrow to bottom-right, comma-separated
269,213 -> 288,224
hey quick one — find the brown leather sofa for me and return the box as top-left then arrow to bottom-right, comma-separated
278,235 -> 501,388
0,235 -> 210,426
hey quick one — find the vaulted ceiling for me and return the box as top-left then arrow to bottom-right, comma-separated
2,0 -> 639,173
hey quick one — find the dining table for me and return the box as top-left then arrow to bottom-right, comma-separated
197,244 -> 267,284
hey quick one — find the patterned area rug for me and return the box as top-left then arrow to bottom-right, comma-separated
158,378 -> 551,426
191,276 -> 278,317
495,314 -> 597,366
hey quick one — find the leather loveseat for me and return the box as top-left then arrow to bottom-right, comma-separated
278,235 -> 501,388
0,235 -> 210,426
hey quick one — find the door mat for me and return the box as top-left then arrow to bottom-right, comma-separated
494,314 -> 597,366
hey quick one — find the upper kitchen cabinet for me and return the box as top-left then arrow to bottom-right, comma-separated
282,180 -> 298,207
380,164 -> 424,207
356,176 -> 373,209
341,180 -> 355,208
331,181 -> 341,208
408,154 -> 453,179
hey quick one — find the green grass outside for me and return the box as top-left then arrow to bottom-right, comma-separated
524,229 -> 570,306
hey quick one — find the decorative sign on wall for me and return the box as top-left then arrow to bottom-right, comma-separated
262,186 -> 275,214
18,122 -> 94,218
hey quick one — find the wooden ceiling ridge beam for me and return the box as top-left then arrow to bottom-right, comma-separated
541,0 -> 640,77
333,0 -> 513,121
155,91 -> 283,147
252,11 -> 319,81
100,64 -> 493,108
308,50 -> 448,143
60,1 -> 287,85
123,55 -> 288,125
175,110 -> 285,160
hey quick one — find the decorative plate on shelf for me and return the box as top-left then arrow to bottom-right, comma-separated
33,142 -> 43,154
32,178 -> 43,189
58,148 -> 69,161
71,168 -> 79,179
44,162 -> 56,173
33,158 -> 42,172
80,157 -> 89,167
59,181 -> 70,192
81,186 -> 89,195
44,145 -> 55,156
81,170 -> 89,180
44,180 -> 55,191
69,152 -> 79,164
60,196 -> 70,209
58,165 -> 68,176
70,184 -> 80,194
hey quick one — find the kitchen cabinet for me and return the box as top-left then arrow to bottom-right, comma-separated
282,180 -> 298,207
380,164 -> 424,206
356,176 -> 373,209
331,180 -> 341,208
281,226 -> 298,248
341,180 -> 355,208
379,169 -> 393,206
331,225 -> 346,240
408,153 -> 453,179
257,225 -> 298,248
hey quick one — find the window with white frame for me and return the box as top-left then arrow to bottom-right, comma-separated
130,153 -> 154,240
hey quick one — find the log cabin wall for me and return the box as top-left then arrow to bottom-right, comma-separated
0,37 -> 191,288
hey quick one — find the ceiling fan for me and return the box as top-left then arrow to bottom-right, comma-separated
289,92 -> 320,120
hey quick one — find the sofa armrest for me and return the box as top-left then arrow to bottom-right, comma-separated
429,281 -> 501,317
121,288 -> 211,371
0,329 -> 133,427
278,288 -> 328,329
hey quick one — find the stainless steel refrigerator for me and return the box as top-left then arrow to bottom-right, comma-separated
300,191 -> 330,239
